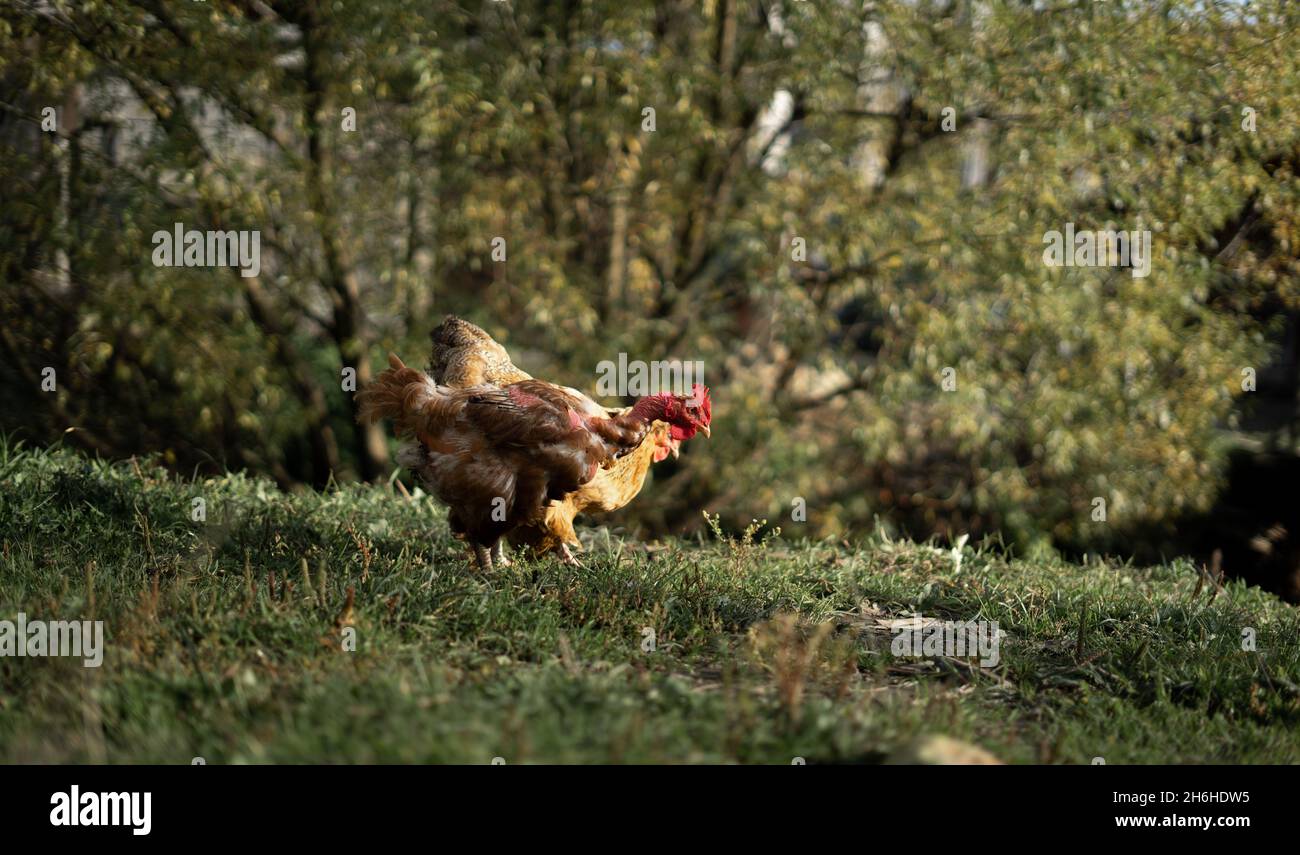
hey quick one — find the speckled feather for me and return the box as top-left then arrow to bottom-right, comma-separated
429,316 -> 533,387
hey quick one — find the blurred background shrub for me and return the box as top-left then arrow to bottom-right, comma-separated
2,0 -> 1298,587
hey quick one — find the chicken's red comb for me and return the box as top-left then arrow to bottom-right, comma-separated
689,383 -> 712,424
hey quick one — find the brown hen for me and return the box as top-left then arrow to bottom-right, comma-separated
427,316 -> 712,564
358,353 -> 708,571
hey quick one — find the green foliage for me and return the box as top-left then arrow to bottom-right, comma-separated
1,1 -> 1298,555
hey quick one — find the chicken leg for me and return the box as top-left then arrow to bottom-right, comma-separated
468,543 -> 493,572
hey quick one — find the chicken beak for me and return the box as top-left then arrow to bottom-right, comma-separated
700,424 -> 711,439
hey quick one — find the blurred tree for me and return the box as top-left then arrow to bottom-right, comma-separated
1,0 -> 1297,562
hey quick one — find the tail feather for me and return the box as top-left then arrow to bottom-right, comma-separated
357,353 -> 458,438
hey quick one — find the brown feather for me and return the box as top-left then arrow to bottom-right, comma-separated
357,351 -> 658,558
421,317 -> 677,558
430,316 -> 532,386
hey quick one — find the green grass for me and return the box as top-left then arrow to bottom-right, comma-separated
1,442 -> 1298,764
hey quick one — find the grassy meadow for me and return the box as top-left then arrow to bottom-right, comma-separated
1,443 -> 1297,764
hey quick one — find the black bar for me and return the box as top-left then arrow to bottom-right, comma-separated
1,765 -> 1282,842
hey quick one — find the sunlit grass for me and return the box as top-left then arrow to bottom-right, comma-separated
1,444 -> 1297,763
